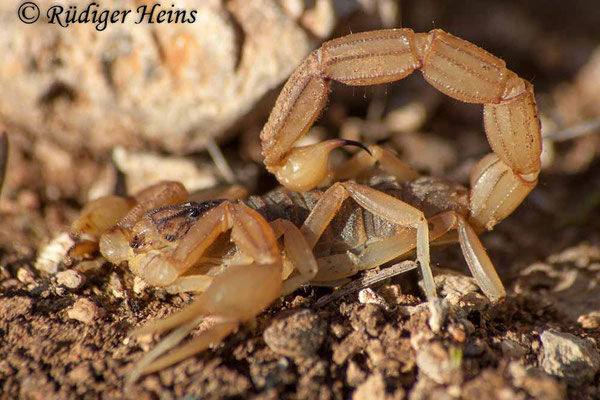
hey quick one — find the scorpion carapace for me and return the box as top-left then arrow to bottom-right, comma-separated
141,200 -> 226,242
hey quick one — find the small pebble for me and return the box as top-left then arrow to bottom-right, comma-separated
578,312 -> 600,329
352,304 -> 385,336
427,268 -> 479,300
448,324 -> 467,343
17,267 -> 35,284
56,270 -> 86,289
358,288 -> 389,310
34,233 -> 73,274
76,258 -> 105,273
0,265 -> 10,281
67,298 -> 104,323
134,333 -> 156,352
377,283 -> 403,305
67,362 -> 93,385
330,322 -> 348,339
398,302 -> 428,317
540,329 -> 600,383
0,360 -> 14,376
446,385 -> 461,398
463,339 -> 486,357
508,361 -> 566,400
428,298 -> 449,334
352,372 -> 385,400
263,309 -> 326,358
416,341 -> 463,385
346,361 -> 366,387
133,276 -> 149,294
20,372 -> 57,399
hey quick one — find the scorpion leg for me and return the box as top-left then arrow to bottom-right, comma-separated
270,219 -> 319,296
311,211 -> 453,282
468,153 -> 537,231
300,181 -> 436,300
130,201 -> 280,286
311,229 -> 419,282
126,213 -> 309,374
312,253 -> 361,282
129,202 -> 282,375
429,211 -> 506,301
162,275 -> 214,294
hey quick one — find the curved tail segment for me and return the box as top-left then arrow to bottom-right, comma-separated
260,29 -> 541,230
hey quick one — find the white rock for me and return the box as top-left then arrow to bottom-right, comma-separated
56,270 -> 86,289
67,298 -> 104,324
34,233 -> 73,274
427,298 -> 449,334
358,288 -> 389,310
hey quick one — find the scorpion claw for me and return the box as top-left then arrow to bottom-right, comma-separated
133,320 -> 238,378
129,263 -> 282,377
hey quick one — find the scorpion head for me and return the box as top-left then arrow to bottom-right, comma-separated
137,200 -> 226,244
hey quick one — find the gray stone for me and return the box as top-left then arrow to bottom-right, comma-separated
540,329 -> 600,383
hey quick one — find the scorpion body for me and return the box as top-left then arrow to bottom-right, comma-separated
243,176 -> 469,271
68,28 -> 543,377
134,176 -> 469,288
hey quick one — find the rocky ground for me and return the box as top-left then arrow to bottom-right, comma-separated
2,166 -> 600,400
2,1 -> 600,399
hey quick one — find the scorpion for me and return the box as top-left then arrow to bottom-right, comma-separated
69,29 -> 541,378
